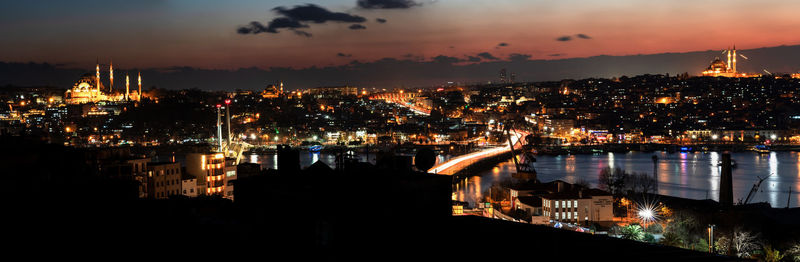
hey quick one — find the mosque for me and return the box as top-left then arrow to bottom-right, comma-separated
701,45 -> 759,77
65,60 -> 143,104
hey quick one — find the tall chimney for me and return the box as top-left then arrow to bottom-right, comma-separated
719,153 -> 733,207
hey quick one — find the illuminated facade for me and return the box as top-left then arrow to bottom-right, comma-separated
701,45 -> 759,77
185,152 -> 236,198
65,61 -> 141,104
261,81 -> 284,98
64,74 -> 110,104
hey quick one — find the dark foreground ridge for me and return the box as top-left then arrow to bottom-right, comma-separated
1,136 -> 743,261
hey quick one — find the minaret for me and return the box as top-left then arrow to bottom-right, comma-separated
726,47 -> 731,72
137,71 -> 142,101
125,73 -> 130,101
732,45 -> 737,74
95,59 -> 101,93
109,60 -> 114,93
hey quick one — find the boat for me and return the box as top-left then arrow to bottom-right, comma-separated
752,145 -> 770,154
309,145 -> 322,153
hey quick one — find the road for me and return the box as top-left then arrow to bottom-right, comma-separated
428,131 -> 527,175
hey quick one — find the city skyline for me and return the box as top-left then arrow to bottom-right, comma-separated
3,0 -> 800,71
3,43 -> 800,90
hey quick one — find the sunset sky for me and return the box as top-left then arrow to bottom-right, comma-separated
3,0 -> 800,71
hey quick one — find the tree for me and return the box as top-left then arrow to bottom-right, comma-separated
620,224 -> 645,241
787,243 -> 800,262
645,223 -> 663,234
626,172 -> 657,194
660,231 -> 683,247
643,233 -> 657,244
730,229 -> 760,258
763,245 -> 786,262
599,167 -> 628,196
715,236 -> 731,256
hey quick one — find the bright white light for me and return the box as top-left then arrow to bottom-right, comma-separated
770,134 -> 777,140
312,135 -> 318,140
712,134 -> 718,140
638,209 -> 653,220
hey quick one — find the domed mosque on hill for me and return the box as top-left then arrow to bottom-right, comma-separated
65,60 -> 143,104
701,45 -> 760,77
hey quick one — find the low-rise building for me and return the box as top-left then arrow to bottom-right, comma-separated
181,174 -> 198,197
147,162 -> 182,199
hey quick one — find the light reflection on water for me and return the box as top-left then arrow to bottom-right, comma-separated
454,151 -> 800,208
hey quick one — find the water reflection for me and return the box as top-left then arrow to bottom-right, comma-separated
454,151 -> 800,208
709,152 -> 719,202
244,151 -> 800,208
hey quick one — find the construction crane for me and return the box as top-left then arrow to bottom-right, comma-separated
743,175 -> 770,204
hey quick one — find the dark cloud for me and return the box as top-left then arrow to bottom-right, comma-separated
357,0 -> 420,9
349,24 -> 367,30
556,36 -> 572,41
576,34 -> 591,39
237,18 -> 309,34
497,42 -> 509,47
508,53 -> 532,61
477,52 -> 498,60
548,54 -> 563,57
449,46 -> 455,49
376,18 -> 387,23
465,56 -> 481,62
274,4 -> 366,23
337,53 -> 352,57
431,55 -> 462,64
237,4 -> 365,36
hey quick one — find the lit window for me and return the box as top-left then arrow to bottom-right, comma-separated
555,213 -> 559,219
574,212 -> 578,220
574,200 -> 578,208
555,201 -> 559,208
561,201 -> 566,209
567,212 -> 571,219
567,201 -> 571,208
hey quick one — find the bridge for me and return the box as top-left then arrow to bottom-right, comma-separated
369,92 -> 431,115
428,131 -> 527,175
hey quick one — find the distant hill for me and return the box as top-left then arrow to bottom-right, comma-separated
2,45 -> 800,90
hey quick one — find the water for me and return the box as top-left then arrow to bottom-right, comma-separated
245,152 -> 453,170
454,151 -> 800,208
243,151 -> 800,209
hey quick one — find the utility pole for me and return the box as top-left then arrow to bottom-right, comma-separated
216,104 -> 223,152
707,224 -> 715,253
225,99 -> 232,149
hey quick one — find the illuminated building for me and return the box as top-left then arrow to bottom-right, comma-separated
185,152 -> 236,197
64,73 -> 109,104
701,45 -> 759,77
65,61 -> 135,104
261,81 -> 283,98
